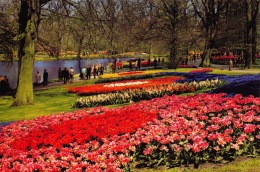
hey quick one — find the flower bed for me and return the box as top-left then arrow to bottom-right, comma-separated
73,83 -> 195,108
210,78 -> 260,97
178,64 -> 197,68
118,71 -> 144,76
69,76 -> 183,96
189,68 -> 213,73
159,72 -> 260,97
73,79 -> 224,108
96,71 -> 170,84
95,73 -> 156,84
0,93 -> 259,171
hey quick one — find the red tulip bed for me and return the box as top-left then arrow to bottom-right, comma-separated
68,76 -> 184,96
0,93 -> 259,171
189,68 -> 213,73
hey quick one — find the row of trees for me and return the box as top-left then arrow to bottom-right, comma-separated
0,0 -> 259,106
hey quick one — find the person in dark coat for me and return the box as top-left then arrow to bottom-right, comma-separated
63,67 -> 69,84
154,58 -> 157,68
86,66 -> 91,79
58,67 -> 63,82
129,60 -> 132,70
93,65 -> 97,79
137,58 -> 141,69
43,69 -> 48,86
148,58 -> 151,67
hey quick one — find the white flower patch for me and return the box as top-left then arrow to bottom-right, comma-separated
103,81 -> 149,87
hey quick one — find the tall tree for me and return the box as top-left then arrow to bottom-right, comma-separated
154,0 -> 190,68
38,0 -> 68,58
191,0 -> 229,67
13,0 -> 51,106
244,0 -> 259,68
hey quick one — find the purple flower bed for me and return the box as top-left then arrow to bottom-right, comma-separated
159,72 -> 260,97
210,78 -> 260,97
0,122 -> 13,132
159,72 -> 225,82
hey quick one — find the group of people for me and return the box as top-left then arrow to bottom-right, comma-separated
128,57 -> 162,70
0,75 -> 10,95
35,69 -> 49,86
111,59 -> 123,73
79,64 -> 105,80
58,67 -> 75,84
35,67 -> 75,86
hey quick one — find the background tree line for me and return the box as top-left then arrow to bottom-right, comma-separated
0,0 -> 259,106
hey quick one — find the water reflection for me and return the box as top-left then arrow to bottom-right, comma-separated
0,58 -> 118,89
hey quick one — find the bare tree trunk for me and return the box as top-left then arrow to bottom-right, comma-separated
200,28 -> 211,67
168,44 -> 179,69
252,0 -> 259,65
252,19 -> 257,64
244,0 -> 253,68
244,0 -> 259,68
13,0 -> 41,106
13,0 -> 83,106
77,35 -> 84,72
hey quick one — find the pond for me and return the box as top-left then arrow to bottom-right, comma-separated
0,58 -> 124,89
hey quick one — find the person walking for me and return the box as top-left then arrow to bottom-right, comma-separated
229,59 -> 233,71
111,63 -> 116,73
35,71 -> 41,85
148,58 -> 151,67
100,64 -> 104,75
93,65 -> 97,79
43,69 -> 48,86
58,67 -> 63,82
129,60 -> 132,70
137,58 -> 141,70
63,67 -> 69,84
86,66 -> 91,79
81,67 -> 86,79
106,64 -> 110,73
154,58 -> 158,68
69,67 -> 74,83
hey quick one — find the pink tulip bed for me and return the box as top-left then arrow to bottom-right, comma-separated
0,92 -> 259,171
189,68 -> 213,73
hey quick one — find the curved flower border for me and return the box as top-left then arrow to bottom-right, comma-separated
1,93 -> 259,171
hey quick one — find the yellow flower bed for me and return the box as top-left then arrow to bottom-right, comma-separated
100,70 -> 165,79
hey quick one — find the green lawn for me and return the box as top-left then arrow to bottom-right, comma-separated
134,156 -> 260,172
0,79 -> 97,122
